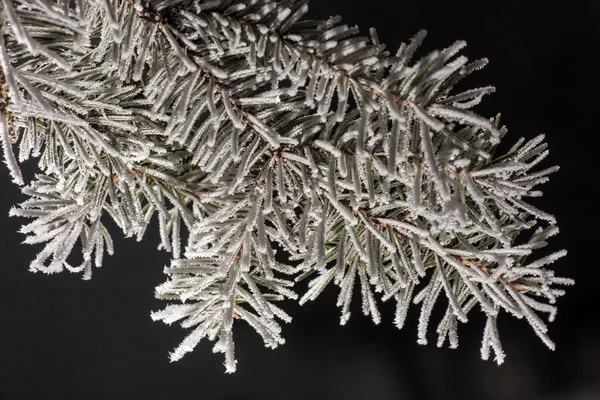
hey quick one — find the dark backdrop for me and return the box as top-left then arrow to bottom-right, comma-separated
1,1 -> 598,399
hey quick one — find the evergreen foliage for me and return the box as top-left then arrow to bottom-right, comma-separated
0,0 -> 572,373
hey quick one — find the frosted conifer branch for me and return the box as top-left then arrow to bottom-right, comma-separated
0,0 -> 572,373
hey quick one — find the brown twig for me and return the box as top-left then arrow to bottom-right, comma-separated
460,257 -> 525,292
350,203 -> 526,292
113,168 -> 155,184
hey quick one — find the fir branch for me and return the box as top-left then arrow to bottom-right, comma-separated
0,0 -> 572,373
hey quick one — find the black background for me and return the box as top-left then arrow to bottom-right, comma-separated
1,1 -> 599,399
